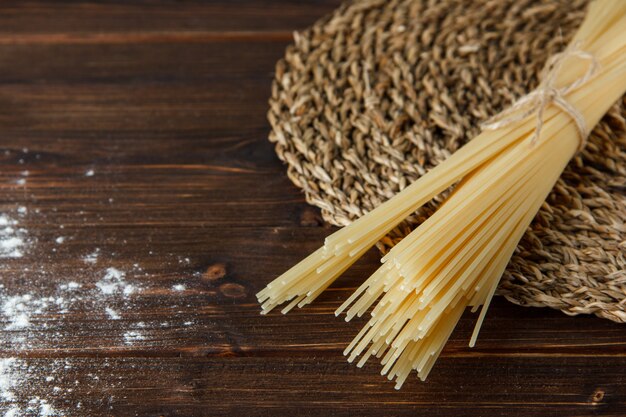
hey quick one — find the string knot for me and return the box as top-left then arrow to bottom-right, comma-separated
480,41 -> 598,151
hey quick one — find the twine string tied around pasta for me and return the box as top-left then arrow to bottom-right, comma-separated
481,41 -> 599,151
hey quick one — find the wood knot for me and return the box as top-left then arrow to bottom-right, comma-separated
204,263 -> 226,281
590,388 -> 605,404
220,283 -> 246,298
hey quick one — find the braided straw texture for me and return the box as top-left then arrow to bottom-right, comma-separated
268,0 -> 626,322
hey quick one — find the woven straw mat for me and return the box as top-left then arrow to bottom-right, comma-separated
268,0 -> 626,323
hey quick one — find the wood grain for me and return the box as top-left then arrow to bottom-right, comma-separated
0,1 -> 624,416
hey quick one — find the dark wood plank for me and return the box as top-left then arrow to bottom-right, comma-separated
4,355 -> 624,417
0,41 -> 288,82
0,36 -> 307,226
0,1 -> 342,34
0,1 -> 624,416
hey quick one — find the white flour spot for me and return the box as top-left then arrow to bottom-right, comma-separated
37,400 -> 56,417
3,295 -> 33,330
7,313 -> 29,330
84,169 -> 95,177
171,284 -> 186,292
122,285 -> 136,296
55,237 -> 65,244
95,268 -> 126,295
123,331 -> 144,345
58,282 -> 80,291
105,307 -> 120,320
15,178 -> 26,186
96,282 -> 116,295
83,249 -> 100,264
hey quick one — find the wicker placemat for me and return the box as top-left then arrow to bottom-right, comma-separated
268,0 -> 626,322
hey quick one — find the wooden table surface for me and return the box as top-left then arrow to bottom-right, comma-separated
0,1 -> 624,416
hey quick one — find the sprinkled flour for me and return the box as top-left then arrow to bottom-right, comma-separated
1,358 -> 18,401
2,265 -> 145,348
2,294 -> 69,331
0,257 -> 149,414
0,203 -> 195,415
0,265 -> 149,416
0,358 -> 74,416
0,215 -> 27,258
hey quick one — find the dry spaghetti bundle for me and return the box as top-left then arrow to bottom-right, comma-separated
258,0 -> 626,388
